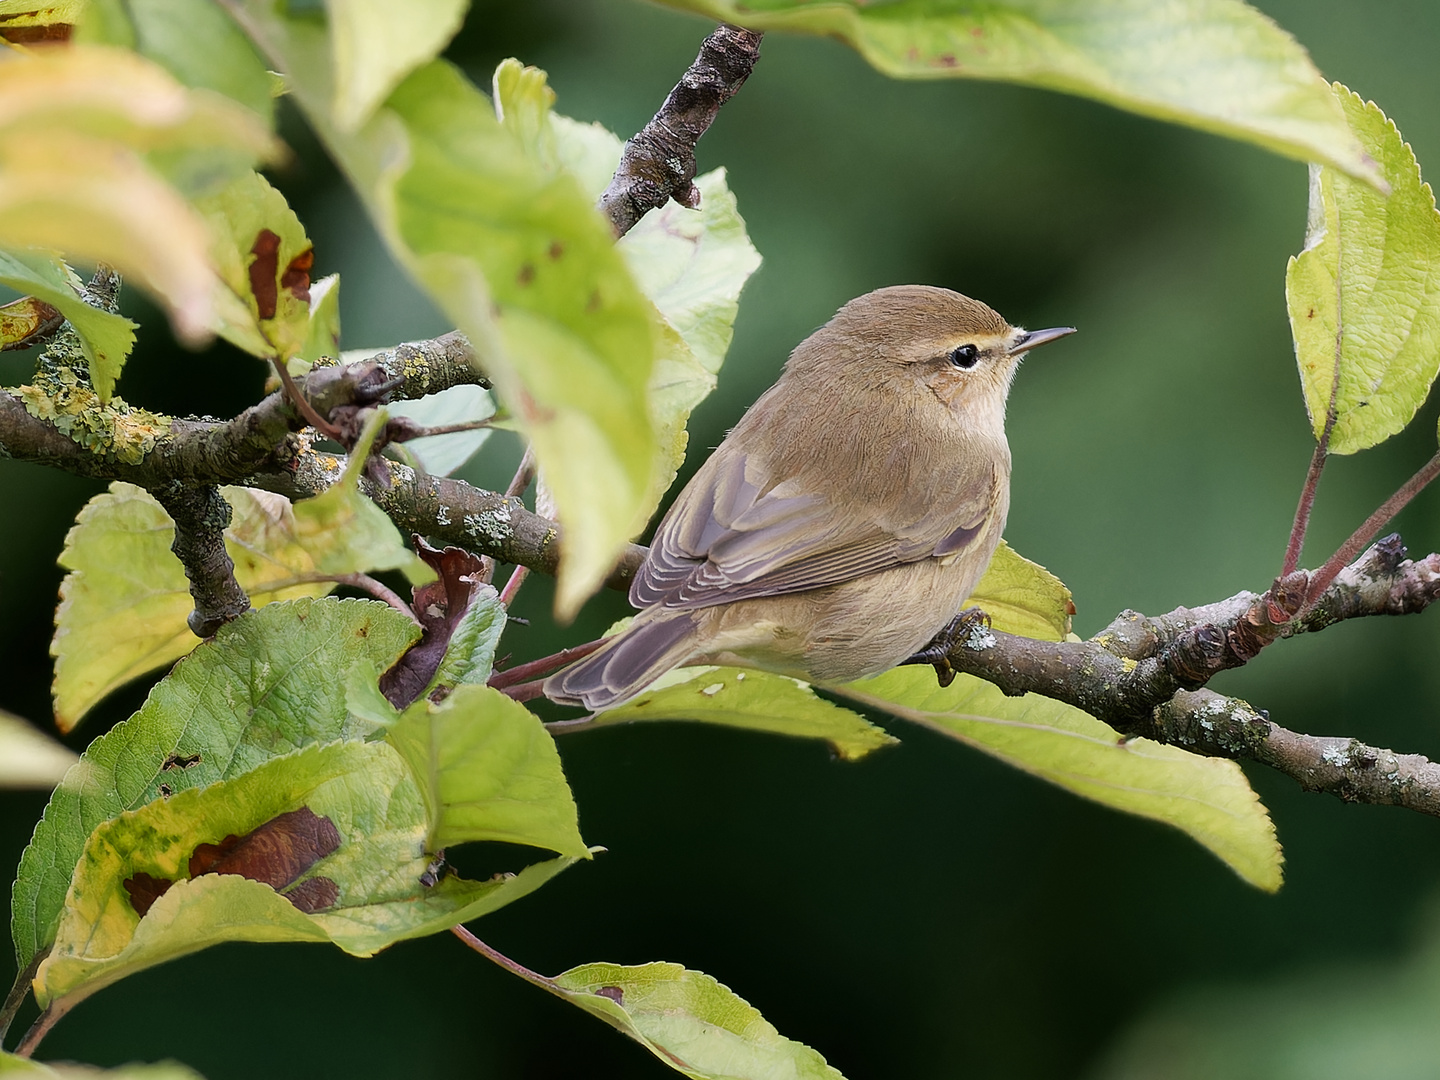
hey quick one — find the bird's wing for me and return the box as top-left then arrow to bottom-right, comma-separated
631,445 -> 998,610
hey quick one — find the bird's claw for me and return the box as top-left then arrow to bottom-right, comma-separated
902,607 -> 991,688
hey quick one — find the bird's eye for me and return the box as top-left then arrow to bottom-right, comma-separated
949,344 -> 979,369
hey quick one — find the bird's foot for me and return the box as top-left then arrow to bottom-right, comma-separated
902,607 -> 992,688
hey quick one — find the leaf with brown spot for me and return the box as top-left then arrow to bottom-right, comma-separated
200,172 -> 322,362
187,806 -> 341,890
33,737 -> 582,1009
379,538 -> 506,708
122,872 -> 172,918
283,875 -> 339,913
280,247 -> 314,303
248,228 -> 281,319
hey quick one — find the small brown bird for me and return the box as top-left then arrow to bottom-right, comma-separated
545,285 -> 1074,710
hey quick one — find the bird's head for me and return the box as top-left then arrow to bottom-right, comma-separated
791,285 -> 1075,429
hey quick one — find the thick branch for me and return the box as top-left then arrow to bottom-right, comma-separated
0,331 -> 650,590
152,483 -> 250,637
934,535 -> 1440,813
1148,689 -> 1440,814
598,23 -> 762,236
246,437 -> 645,592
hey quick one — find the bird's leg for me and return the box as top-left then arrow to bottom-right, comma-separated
902,607 -> 992,688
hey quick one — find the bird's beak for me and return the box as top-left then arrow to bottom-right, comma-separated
1009,326 -> 1077,356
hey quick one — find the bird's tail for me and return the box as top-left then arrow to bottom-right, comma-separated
543,609 -> 702,711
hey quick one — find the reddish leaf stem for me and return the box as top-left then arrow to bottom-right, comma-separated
1303,449 -> 1440,611
1282,441 -> 1328,577
271,357 -> 342,441
13,998 -> 74,1057
488,638 -> 606,689
451,925 -> 555,992
1286,219 -> 1347,578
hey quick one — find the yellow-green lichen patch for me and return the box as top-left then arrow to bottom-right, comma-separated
18,369 -> 170,465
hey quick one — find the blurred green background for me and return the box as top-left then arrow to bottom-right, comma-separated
6,1 -> 1440,1076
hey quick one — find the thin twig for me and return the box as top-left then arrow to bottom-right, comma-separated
597,23 -> 763,236
256,572 -> 417,620
506,445 -> 536,499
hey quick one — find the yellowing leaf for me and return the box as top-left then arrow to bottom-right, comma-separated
0,46 -> 277,358
657,0 -> 1379,187
229,9 -> 662,617
198,170 -> 317,362
35,740 -> 579,1008
0,1053 -> 204,1079
0,712 -> 77,790
52,477 -> 419,732
592,665 -> 895,762
327,0 -> 467,132
496,61 -> 761,532
0,249 -> 136,399
79,0 -> 277,125
838,669 -> 1283,891
17,598 -> 422,972
547,962 -> 847,1080
1287,85 -> 1440,455
965,540 -> 1073,641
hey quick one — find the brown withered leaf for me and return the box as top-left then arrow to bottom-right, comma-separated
379,536 -> 488,709
123,871 -> 173,918
188,806 -> 341,890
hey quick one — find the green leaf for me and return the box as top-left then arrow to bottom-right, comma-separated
231,7 -> 661,617
385,684 -> 589,855
592,665 -> 896,762
296,272 -> 342,365
0,45 -> 276,351
327,0 -> 467,132
657,0 -> 1380,187
0,713 -> 77,790
15,597 -> 420,972
1287,85 -> 1440,455
500,62 -> 763,531
965,540 -> 1073,641
197,170 -> 317,362
79,0 -> 277,126
837,669 -> 1284,892
34,740 -> 578,1008
427,584 -> 507,689
0,1053 -> 204,1079
547,961 -> 846,1080
52,480 -> 420,731
0,250 -> 136,402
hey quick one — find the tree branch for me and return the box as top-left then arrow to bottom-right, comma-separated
152,482 -> 250,637
598,23 -> 763,237
0,336 -> 645,591
934,534 -> 1440,813
8,324 -> 1440,814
